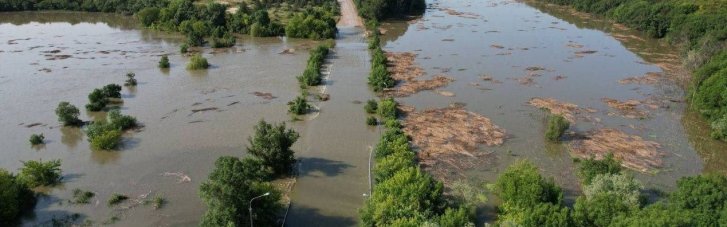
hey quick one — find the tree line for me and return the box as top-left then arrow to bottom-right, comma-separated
535,0 -> 727,140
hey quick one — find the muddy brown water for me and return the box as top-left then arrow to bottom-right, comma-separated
379,0 -> 727,222
3,0 -> 727,225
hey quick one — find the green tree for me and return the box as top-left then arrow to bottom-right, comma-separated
494,160 -> 563,210
101,84 -> 122,99
545,114 -> 569,142
159,55 -> 170,68
0,169 -> 35,225
246,120 -> 299,176
438,207 -> 474,227
577,153 -> 622,185
287,95 -> 310,115
199,156 -> 281,227
187,54 -> 210,70
29,134 -> 44,145
17,159 -> 62,187
136,7 -> 160,26
55,102 -> 82,126
519,203 -> 572,227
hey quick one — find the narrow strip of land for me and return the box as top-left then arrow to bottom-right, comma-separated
337,0 -> 364,27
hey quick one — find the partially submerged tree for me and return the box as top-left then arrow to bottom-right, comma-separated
0,169 -> 35,225
545,114 -> 569,142
55,102 -> 82,126
159,55 -> 170,68
247,120 -> 299,176
17,159 -> 62,188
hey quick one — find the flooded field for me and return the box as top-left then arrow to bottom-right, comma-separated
2,0 -> 727,225
379,0 -> 727,205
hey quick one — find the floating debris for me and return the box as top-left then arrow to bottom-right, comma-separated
618,72 -> 661,85
190,107 -> 218,113
435,90 -> 456,97
602,98 -> 649,119
278,48 -> 295,54
161,172 -> 191,183
528,97 -> 594,123
383,52 -> 453,97
251,91 -> 276,100
569,128 -> 663,173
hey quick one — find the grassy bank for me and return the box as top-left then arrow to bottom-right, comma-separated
534,0 -> 727,140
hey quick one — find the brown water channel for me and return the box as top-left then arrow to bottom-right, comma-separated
0,11 -> 334,226
379,0 -> 727,209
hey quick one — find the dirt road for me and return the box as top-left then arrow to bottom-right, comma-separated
337,0 -> 364,27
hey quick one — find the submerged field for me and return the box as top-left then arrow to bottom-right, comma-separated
1,0 -> 726,225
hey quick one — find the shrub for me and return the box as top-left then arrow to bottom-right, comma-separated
0,169 -> 35,225
180,43 -> 189,53
210,31 -> 236,48
366,116 -> 378,126
187,54 -> 209,70
297,45 -> 330,87
368,48 -> 395,92
72,189 -> 95,204
101,84 -> 122,99
125,72 -> 137,86
545,114 -> 569,142
17,159 -> 62,187
377,98 -> 397,120
494,160 -> 563,211
577,153 -> 622,185
246,120 -> 300,176
107,193 -> 128,206
152,195 -> 165,209
56,102 -> 82,126
108,110 -> 137,130
284,7 -> 337,40
438,207 -> 474,227
86,89 -> 109,111
364,99 -> 378,114
136,7 -> 160,27
287,95 -> 311,115
89,128 -> 122,150
711,115 -> 727,140
29,134 -> 44,145
158,55 -> 170,68
584,174 -> 643,208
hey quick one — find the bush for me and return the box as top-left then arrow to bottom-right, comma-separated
29,134 -> 44,145
86,89 -> 109,111
0,169 -> 35,225
107,193 -> 128,206
180,43 -> 189,53
368,46 -> 395,92
210,32 -> 236,48
187,54 -> 209,70
297,45 -> 330,87
287,95 -> 311,115
366,116 -> 378,126
17,159 -> 62,187
125,72 -> 137,86
152,195 -> 165,209
494,160 -> 563,213
199,156 -> 281,226
159,55 -> 170,68
577,153 -> 622,185
711,115 -> 727,140
545,114 -> 569,142
108,110 -> 137,130
56,102 -> 82,126
89,128 -> 122,150
583,174 -> 643,208
72,189 -> 95,204
136,7 -> 160,26
377,98 -> 397,120
364,99 -> 378,114
357,0 -> 425,20
246,120 -> 300,176
101,84 -> 122,99
284,7 -> 337,40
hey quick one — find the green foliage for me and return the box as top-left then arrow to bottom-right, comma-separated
210,31 -> 236,48
668,174 -> 727,226
368,46 -> 395,92
89,128 -> 122,150
519,203 -> 572,227
55,101 -> 82,126
494,160 -> 563,215
108,110 -> 138,130
136,7 -> 160,26
297,45 -> 330,87
545,114 -> 569,142
377,98 -> 397,121
102,84 -> 122,99
107,193 -> 128,206
159,55 -> 170,68
711,114 -> 727,140
366,116 -> 378,126
85,110 -> 137,150
373,150 -> 415,182
180,20 -> 209,46
285,7 -> 337,40
573,193 -> 636,227
199,156 -> 281,227
577,153 -> 622,185
449,180 -> 487,208
356,0 -> 426,20
0,169 -> 35,225
17,159 -> 62,187
152,195 -> 165,209
438,207 -> 474,227
85,84 -> 121,111
125,72 -> 137,86
246,120 -> 299,176
186,54 -> 209,70
368,31 -> 380,49
584,174 -> 643,208
72,188 -> 95,204
364,99 -> 378,114
180,43 -> 189,53
29,133 -> 44,145
288,95 -> 311,115
610,202 -> 697,226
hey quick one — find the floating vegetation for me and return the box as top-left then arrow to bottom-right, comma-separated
71,189 -> 95,204
569,128 -> 663,173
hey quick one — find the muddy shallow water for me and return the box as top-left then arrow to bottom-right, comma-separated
0,11 -> 321,226
380,0 -> 727,210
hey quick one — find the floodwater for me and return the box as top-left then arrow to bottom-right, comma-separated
379,0 -> 727,211
0,11 -> 322,226
3,0 -> 727,225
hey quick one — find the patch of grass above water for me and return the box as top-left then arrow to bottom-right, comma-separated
186,54 -> 209,70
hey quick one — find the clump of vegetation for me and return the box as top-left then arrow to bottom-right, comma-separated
577,153 -> 622,185
124,72 -> 137,86
158,55 -> 170,68
152,195 -> 165,209
85,110 -> 137,150
107,193 -> 128,206
108,110 -> 138,130
210,30 -> 236,48
356,0 -> 425,20
55,102 -> 82,126
297,45 -> 330,87
72,189 -> 95,204
364,99 -> 378,114
287,95 -> 311,115
285,7 -> 337,40
17,159 -> 62,188
377,98 -> 398,121
186,54 -> 209,70
368,43 -> 395,92
545,114 -> 569,142
102,84 -> 122,99
29,134 -> 44,145
180,43 -> 189,54
711,115 -> 727,140
86,84 -> 122,111
0,168 -> 36,225
246,120 -> 300,176
366,116 -> 378,126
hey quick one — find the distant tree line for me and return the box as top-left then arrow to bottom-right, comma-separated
534,0 -> 727,140
354,0 -> 425,21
